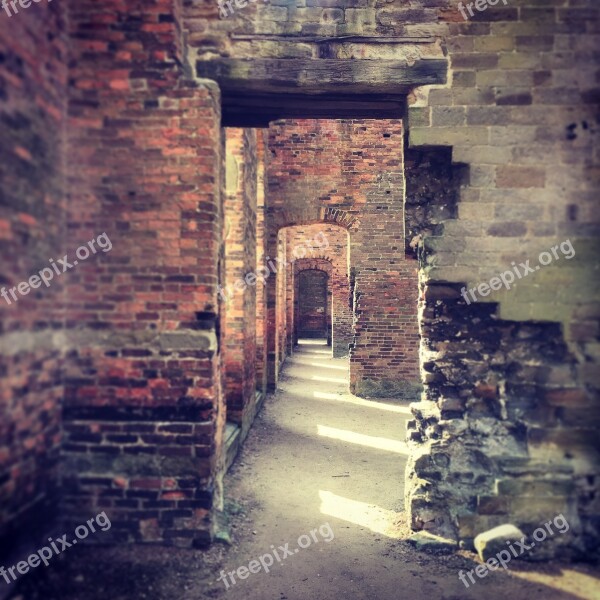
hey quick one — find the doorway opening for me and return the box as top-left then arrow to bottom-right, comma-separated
296,269 -> 330,343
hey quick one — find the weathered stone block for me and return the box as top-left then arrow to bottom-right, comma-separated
474,524 -> 526,562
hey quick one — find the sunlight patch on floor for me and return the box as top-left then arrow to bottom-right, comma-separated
313,391 -> 411,414
306,362 -> 348,371
319,490 -> 405,539
298,339 -> 328,346
311,375 -> 348,384
317,424 -> 409,454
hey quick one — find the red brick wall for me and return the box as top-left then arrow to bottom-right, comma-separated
0,0 -> 67,554
284,230 -> 296,354
266,120 -> 421,397
222,128 -> 258,434
62,0 -> 224,547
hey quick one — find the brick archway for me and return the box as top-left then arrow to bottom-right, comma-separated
268,207 -> 359,233
293,256 -> 352,358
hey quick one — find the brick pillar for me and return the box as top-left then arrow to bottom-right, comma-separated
222,129 -> 257,435
255,132 -> 268,394
62,0 -> 224,547
265,231 -> 279,392
277,234 -> 288,371
350,226 -> 421,398
285,230 -> 296,353
332,232 -> 352,357
349,121 -> 421,399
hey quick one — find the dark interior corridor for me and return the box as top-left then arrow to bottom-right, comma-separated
296,270 -> 330,341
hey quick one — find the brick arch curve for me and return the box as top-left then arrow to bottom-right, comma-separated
293,257 -> 333,278
273,207 -> 360,233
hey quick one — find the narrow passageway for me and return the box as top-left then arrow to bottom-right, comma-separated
215,342 -> 583,600
221,339 -> 411,599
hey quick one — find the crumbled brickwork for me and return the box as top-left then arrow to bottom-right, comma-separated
407,283 -> 593,558
404,0 -> 600,557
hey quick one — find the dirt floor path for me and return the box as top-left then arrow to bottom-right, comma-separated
12,341 -> 600,600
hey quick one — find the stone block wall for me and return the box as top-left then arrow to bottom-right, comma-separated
182,0 -> 444,66
403,0 -> 600,557
0,1 -> 67,557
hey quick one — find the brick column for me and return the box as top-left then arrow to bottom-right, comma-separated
62,0 -> 224,547
255,132 -> 268,395
222,129 -> 257,435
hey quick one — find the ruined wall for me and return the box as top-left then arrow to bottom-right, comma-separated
404,0 -> 600,558
0,1 -> 67,556
223,128 -> 258,435
267,119 -> 421,396
404,147 -> 465,258
0,0 -> 597,561
62,0 -> 224,547
188,0 -> 600,556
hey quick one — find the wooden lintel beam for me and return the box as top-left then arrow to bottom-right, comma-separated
197,58 -> 447,95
